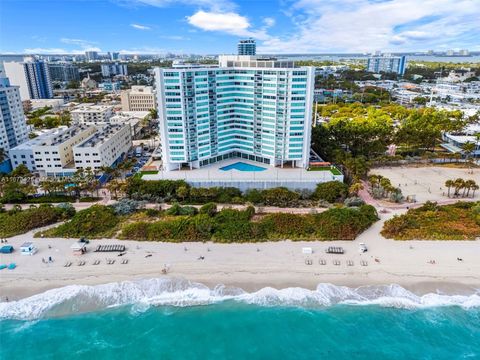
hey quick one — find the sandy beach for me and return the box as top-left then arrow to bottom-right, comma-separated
1,209 -> 479,300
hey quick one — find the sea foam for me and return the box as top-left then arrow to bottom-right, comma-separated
0,278 -> 479,320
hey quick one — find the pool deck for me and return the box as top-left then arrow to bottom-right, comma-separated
142,158 -> 344,190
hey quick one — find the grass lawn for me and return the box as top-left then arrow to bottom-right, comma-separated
308,166 -> 342,175
133,170 -> 159,179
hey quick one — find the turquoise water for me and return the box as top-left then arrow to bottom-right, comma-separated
220,162 -> 267,172
1,280 -> 479,359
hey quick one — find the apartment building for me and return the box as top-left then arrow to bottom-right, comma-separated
0,75 -> 29,153
155,55 -> 315,171
101,63 -> 128,77
23,125 -> 96,176
73,124 -> 132,170
8,128 -> 63,171
238,39 -> 256,56
71,104 -> 114,124
48,63 -> 80,82
9,124 -> 132,176
110,111 -> 149,138
3,60 -> 53,100
366,55 -> 407,76
120,85 -> 156,111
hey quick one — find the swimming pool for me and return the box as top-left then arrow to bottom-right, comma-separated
220,162 -> 267,172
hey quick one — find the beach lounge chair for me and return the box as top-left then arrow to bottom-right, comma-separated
326,247 -> 344,254
305,259 -> 313,265
319,259 -> 326,265
347,260 -> 354,266
122,259 -> 129,264
8,263 -> 16,270
360,260 -> 368,266
333,260 -> 341,266
92,259 -> 100,265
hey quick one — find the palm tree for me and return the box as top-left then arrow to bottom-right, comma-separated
465,180 -> 477,198
349,182 -> 364,196
471,184 -> 479,198
475,133 -> 480,159
462,142 -> 476,161
445,180 -> 454,197
453,178 -> 465,197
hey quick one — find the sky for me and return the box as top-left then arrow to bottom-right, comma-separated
0,0 -> 479,55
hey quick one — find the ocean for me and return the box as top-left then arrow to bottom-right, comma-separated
1,279 -> 479,359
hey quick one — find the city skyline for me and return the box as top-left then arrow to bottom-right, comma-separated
0,0 -> 479,55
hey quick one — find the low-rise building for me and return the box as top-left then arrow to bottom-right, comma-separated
110,111 -> 149,138
28,98 -> 65,111
8,127 -> 66,171
71,104 -> 114,124
120,85 -> 156,111
98,82 -> 121,92
9,123 -> 132,176
32,125 -> 97,176
73,124 -> 132,170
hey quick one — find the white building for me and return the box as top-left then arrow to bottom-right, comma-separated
101,63 -> 128,77
8,127 -> 65,171
120,86 -> 156,111
0,75 -> 29,154
3,60 -> 53,100
110,111 -> 149,138
156,55 -> 315,171
366,55 -> 407,75
71,104 -> 114,124
73,124 -> 132,170
28,98 -> 65,111
9,124 -> 132,176
32,125 -> 97,176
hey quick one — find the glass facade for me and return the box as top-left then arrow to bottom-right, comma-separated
156,65 -> 314,171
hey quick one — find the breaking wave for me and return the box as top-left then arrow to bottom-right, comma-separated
1,278 -> 479,320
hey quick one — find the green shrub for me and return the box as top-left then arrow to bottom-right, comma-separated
199,202 -> 217,217
166,203 -> 198,216
119,204 -> 377,242
0,204 -> 74,237
344,196 -> 366,207
261,187 -> 301,207
382,201 -> 480,240
313,181 -> 349,203
44,205 -> 119,238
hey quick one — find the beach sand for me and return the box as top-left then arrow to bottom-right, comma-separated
1,210 -> 479,300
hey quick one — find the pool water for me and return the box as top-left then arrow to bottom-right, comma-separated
220,162 -> 266,172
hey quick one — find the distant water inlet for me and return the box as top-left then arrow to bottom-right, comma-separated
0,279 -> 479,359
220,161 -> 267,172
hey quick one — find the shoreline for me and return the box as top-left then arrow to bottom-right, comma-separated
2,209 -> 480,301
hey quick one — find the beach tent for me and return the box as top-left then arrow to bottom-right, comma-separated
71,242 -> 87,255
0,245 -> 14,254
302,247 -> 313,254
20,242 -> 38,256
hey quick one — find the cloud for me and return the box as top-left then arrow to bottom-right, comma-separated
258,0 -> 480,53
262,17 -> 275,28
117,0 -> 235,12
23,47 -> 102,54
160,35 -> 190,40
131,23 -> 151,30
24,48 -> 69,54
187,10 -> 270,40
60,38 -> 99,50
